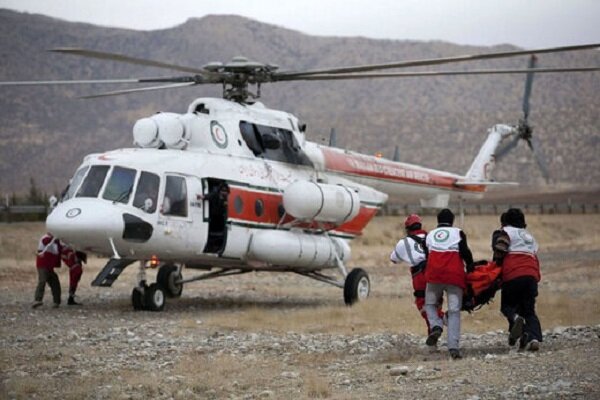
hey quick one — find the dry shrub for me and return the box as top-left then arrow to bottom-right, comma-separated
303,371 -> 331,398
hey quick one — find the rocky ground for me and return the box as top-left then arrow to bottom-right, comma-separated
1,216 -> 599,399
1,276 -> 599,399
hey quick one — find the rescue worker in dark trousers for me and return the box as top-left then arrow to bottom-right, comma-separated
390,214 -> 444,334
424,209 -> 474,359
32,233 -> 62,308
492,208 -> 542,351
61,245 -> 85,305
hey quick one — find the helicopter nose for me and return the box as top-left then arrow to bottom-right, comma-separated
46,199 -> 125,249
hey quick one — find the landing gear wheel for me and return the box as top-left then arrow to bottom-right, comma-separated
131,287 -> 144,311
344,268 -> 370,305
157,264 -> 183,298
144,283 -> 166,311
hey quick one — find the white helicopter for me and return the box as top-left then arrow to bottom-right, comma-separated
3,44 -> 599,310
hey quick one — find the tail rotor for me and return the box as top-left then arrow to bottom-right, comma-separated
495,55 -> 551,183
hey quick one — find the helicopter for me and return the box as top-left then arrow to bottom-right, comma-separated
2,43 -> 598,311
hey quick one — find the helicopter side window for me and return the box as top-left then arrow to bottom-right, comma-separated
102,166 -> 137,204
133,171 -> 160,213
76,165 -> 110,198
62,166 -> 89,201
259,124 -> 313,167
239,121 -> 263,156
162,175 -> 187,217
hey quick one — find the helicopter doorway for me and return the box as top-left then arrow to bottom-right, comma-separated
202,178 -> 229,254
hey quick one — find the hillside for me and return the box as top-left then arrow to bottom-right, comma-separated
0,10 -> 599,194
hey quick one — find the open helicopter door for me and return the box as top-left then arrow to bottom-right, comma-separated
202,178 -> 229,254
157,174 -> 207,254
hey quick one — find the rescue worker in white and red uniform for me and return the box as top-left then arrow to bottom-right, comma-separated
60,245 -> 85,305
32,233 -> 63,308
390,214 -> 444,334
492,208 -> 542,351
423,209 -> 473,359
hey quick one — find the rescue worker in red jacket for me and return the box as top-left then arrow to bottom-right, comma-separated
424,208 -> 474,359
492,208 -> 542,351
60,245 -> 85,305
390,214 -> 444,334
32,232 -> 63,308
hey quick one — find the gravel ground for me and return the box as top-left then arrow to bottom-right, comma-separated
1,288 -> 599,399
2,215 -> 599,399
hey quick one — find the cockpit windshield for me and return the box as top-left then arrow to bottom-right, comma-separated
65,164 -> 163,213
102,166 -> 137,203
76,165 -> 110,198
62,166 -> 89,201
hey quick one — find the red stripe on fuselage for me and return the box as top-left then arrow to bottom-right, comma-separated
227,186 -> 378,236
321,148 -> 485,193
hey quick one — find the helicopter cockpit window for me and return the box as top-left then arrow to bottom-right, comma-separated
133,172 -> 160,213
239,121 -> 313,167
76,165 -> 110,198
102,166 -> 137,204
162,175 -> 187,217
62,166 -> 89,201
239,121 -> 263,156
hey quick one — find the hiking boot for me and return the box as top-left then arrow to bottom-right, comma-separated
68,296 -> 82,306
509,315 -> 525,346
31,301 -> 43,309
525,340 -> 540,352
518,332 -> 530,351
426,326 -> 443,346
449,349 -> 462,360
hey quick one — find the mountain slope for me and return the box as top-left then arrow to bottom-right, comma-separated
1,10 -> 599,194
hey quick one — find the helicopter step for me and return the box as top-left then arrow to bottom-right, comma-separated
91,258 -> 136,287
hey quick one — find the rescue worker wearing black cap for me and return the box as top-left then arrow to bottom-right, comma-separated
424,208 -> 474,359
492,208 -> 542,351
390,214 -> 444,335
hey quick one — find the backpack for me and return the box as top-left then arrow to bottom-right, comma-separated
407,234 -> 427,276
462,260 -> 502,312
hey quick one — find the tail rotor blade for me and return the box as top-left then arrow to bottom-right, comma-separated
530,136 -> 551,182
495,134 -> 521,161
522,55 -> 537,121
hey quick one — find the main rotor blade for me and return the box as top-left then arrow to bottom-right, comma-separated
277,43 -> 600,78
0,79 -> 144,86
80,82 -> 197,99
275,66 -> 600,81
522,55 -> 537,121
0,76 -> 200,87
51,48 -> 206,74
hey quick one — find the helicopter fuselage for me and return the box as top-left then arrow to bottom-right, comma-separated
46,97 -> 498,288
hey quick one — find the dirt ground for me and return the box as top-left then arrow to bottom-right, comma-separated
1,214 -> 599,399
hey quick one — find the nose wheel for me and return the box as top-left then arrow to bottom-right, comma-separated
131,282 -> 166,311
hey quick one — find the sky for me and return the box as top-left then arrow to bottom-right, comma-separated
1,0 -> 599,49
